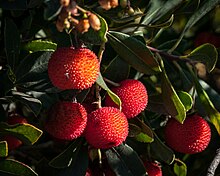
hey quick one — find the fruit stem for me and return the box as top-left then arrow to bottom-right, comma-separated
103,77 -> 120,87
97,42 -> 106,62
207,148 -> 220,176
98,148 -> 102,166
76,5 -> 88,14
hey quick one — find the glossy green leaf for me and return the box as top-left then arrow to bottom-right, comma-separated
103,55 -> 130,83
140,0 -> 183,25
0,122 -> 43,145
183,44 -> 218,72
4,18 -> 20,71
171,0 -> 220,51
105,144 -> 146,176
107,31 -> 161,75
128,123 -> 142,137
96,73 -> 121,109
49,138 -> 82,168
177,91 -> 193,112
0,141 -> 8,158
161,59 -> 186,123
80,13 -> 108,44
10,91 -> 42,117
24,40 -> 57,52
130,117 -> 154,143
173,159 -> 187,176
193,76 -> 220,135
0,159 -> 38,176
150,132 -> 175,164
44,0 -> 62,20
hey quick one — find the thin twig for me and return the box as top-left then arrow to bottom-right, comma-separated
207,148 -> 220,176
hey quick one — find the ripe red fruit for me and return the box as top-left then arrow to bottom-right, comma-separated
2,114 -> 27,150
105,79 -> 148,118
48,47 -> 100,90
144,161 -> 162,176
164,114 -> 211,154
85,107 -> 128,149
45,101 -> 87,140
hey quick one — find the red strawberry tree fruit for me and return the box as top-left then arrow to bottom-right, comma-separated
0,0 -> 220,176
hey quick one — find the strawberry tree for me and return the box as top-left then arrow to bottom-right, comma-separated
0,0 -> 220,175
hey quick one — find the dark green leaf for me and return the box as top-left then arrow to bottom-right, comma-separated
0,159 -> 38,176
24,40 -> 57,52
161,59 -> 186,123
0,141 -> 8,158
128,123 -> 142,137
4,18 -> 20,71
105,144 -> 146,176
130,117 -> 154,143
103,55 -> 130,83
0,122 -> 43,145
173,159 -> 187,176
44,0 -> 62,20
107,31 -> 161,75
49,138 -> 82,169
15,51 -> 52,84
11,91 -> 42,117
140,0 -> 184,25
183,43 -> 218,72
171,0 -> 220,51
0,1 -> 27,10
177,91 -> 193,112
150,132 -> 175,164
96,73 -> 121,109
0,105 -> 7,122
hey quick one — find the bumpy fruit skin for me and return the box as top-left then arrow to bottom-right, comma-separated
48,47 -> 100,90
144,161 -> 162,176
85,107 -> 128,149
105,79 -> 148,118
164,114 -> 211,154
45,101 -> 87,140
2,114 -> 27,150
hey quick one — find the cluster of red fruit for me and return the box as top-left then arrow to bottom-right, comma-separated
46,47 -> 148,149
56,0 -> 101,33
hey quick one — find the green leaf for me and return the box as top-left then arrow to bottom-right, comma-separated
105,144 -> 146,176
171,0 -> 220,51
4,18 -> 20,71
24,40 -> 57,52
0,141 -> 8,158
80,13 -> 108,44
177,91 -> 193,112
15,51 -> 52,84
193,76 -> 220,135
49,138 -> 82,169
103,55 -> 130,83
160,59 -> 186,123
10,91 -> 42,117
107,31 -> 161,75
44,0 -> 62,20
96,73 -> 121,109
130,117 -> 154,143
0,159 -> 38,176
150,132 -> 175,164
140,0 -> 184,25
0,122 -> 43,145
173,159 -> 187,176
183,43 -> 218,72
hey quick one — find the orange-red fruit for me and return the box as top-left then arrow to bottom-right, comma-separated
85,107 -> 128,149
144,161 -> 162,176
2,114 -> 28,150
48,47 -> 99,90
45,101 -> 87,140
105,79 -> 148,118
164,114 -> 211,154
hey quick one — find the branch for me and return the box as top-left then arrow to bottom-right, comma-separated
207,148 -> 220,176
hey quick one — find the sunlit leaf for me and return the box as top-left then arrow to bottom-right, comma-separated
0,122 -> 43,145
107,31 -> 161,75
177,91 -> 193,112
0,159 -> 38,176
24,40 -> 57,52
0,141 -> 8,158
173,159 -> 187,176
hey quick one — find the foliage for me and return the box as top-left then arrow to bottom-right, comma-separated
0,0 -> 220,175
